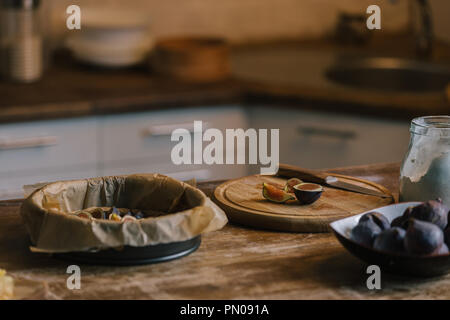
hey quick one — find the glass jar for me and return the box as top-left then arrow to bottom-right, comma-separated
0,0 -> 44,83
399,116 -> 450,206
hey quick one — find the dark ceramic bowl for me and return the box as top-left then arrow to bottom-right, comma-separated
330,202 -> 450,277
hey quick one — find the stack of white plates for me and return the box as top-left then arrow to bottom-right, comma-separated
66,9 -> 153,68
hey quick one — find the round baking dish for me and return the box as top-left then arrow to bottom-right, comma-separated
20,174 -> 227,264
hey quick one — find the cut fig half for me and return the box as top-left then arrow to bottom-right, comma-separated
262,183 -> 295,203
284,178 -> 303,193
293,183 -> 323,205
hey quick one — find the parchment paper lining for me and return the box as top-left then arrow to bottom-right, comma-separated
20,174 -> 228,253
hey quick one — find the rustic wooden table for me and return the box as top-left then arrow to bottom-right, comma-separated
1,162 -> 449,300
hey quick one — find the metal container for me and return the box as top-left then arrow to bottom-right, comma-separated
400,116 -> 450,206
0,0 -> 44,82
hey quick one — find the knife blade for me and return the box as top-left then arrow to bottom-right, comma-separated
324,176 -> 391,198
277,163 -> 391,198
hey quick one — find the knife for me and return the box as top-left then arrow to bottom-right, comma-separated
277,163 -> 391,198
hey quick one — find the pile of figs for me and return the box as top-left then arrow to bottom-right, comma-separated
350,199 -> 450,256
262,178 -> 324,205
72,207 -> 145,222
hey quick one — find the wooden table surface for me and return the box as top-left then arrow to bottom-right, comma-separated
2,162 -> 450,300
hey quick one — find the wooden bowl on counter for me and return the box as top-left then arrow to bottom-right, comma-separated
151,37 -> 230,83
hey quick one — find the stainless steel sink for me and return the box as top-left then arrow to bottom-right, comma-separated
325,58 -> 450,93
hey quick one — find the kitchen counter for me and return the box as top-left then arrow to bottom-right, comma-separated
1,35 -> 449,124
0,51 -> 242,124
2,162 -> 450,300
233,37 -> 450,119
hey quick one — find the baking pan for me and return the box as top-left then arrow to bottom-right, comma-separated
55,236 -> 201,266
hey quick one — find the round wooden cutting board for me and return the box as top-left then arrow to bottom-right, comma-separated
213,174 -> 394,232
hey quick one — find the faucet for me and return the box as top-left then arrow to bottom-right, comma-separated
415,0 -> 433,58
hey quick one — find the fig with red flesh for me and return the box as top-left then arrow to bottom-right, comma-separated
293,183 -> 323,205
284,178 -> 303,193
76,212 -> 92,220
262,183 -> 295,203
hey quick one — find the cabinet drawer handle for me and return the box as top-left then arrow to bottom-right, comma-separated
142,122 -> 210,137
0,136 -> 58,150
297,126 -> 357,140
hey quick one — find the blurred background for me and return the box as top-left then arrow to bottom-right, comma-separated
0,0 -> 449,199
46,0 -> 408,44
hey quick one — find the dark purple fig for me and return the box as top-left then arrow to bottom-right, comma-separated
409,199 -> 449,230
391,206 -> 413,229
445,227 -> 450,248
391,216 -> 406,229
90,208 -> 106,219
373,227 -> 406,254
360,211 -> 390,231
432,243 -> 449,256
448,209 -> 450,228
350,219 -> 382,247
293,183 -> 323,205
404,219 -> 444,255
284,178 -> 303,193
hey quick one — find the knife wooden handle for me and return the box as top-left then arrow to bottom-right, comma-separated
277,163 -> 330,184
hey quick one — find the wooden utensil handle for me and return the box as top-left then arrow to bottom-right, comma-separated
277,163 -> 329,184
